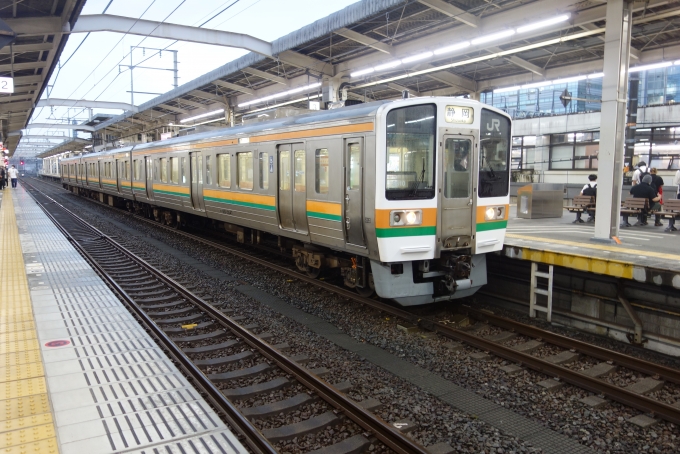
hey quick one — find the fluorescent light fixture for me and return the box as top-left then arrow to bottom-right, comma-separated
517,14 -> 570,34
238,82 -> 321,107
179,109 -> 224,124
374,61 -> 402,71
636,128 -> 651,132
557,75 -> 587,83
351,68 -> 375,77
471,29 -> 515,46
434,41 -> 470,55
629,61 -> 672,73
521,80 -> 553,89
587,72 -> 604,79
401,51 -> 434,64
493,85 -> 521,94
675,60 -> 680,65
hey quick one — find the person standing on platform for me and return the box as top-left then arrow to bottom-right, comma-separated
7,165 -> 18,188
573,174 -> 597,223
650,168 -> 664,226
631,161 -> 649,186
0,166 -> 5,190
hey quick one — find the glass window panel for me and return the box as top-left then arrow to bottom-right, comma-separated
294,150 -> 305,192
444,138 -> 471,198
170,158 -> 179,183
125,161 -> 130,179
315,149 -> 329,194
349,145 -> 361,190
160,158 -> 168,182
206,155 -> 212,185
198,155 -> 203,184
238,152 -> 253,190
181,157 -> 186,183
259,152 -> 269,190
551,145 -> 573,169
218,154 -> 231,187
279,150 -> 290,191
479,109 -> 511,197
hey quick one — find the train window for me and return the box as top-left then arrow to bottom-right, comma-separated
294,149 -> 305,192
349,145 -> 360,190
133,160 -> 139,180
237,152 -> 253,190
259,152 -> 269,190
147,158 -> 153,181
444,138 -> 471,198
205,155 -> 212,185
170,157 -> 179,184
385,104 -> 436,200
198,155 -> 203,184
479,109 -> 510,198
181,157 -> 186,183
279,151 -> 290,191
160,158 -> 168,182
218,154 -> 231,188
125,161 -> 131,179
153,159 -> 159,180
315,149 -> 328,194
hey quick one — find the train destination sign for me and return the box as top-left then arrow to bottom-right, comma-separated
445,105 -> 474,124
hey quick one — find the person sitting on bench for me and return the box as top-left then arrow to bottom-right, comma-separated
622,174 -> 661,227
574,174 -> 597,223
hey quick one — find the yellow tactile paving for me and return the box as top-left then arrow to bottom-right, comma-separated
0,194 -> 59,452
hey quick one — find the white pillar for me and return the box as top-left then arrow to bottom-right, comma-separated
593,0 -> 633,242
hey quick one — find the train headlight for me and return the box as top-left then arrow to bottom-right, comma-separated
484,206 -> 505,221
390,210 -> 422,226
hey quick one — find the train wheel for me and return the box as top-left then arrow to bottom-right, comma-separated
355,273 -> 375,297
306,266 -> 322,279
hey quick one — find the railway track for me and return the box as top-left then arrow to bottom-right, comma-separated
22,180 -> 430,454
31,177 -> 680,429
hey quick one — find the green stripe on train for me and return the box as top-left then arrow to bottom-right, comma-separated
307,211 -> 342,222
476,220 -> 508,232
204,196 -> 275,211
154,189 -> 190,198
375,226 -> 436,238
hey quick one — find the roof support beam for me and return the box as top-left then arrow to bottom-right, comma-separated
175,98 -> 206,110
335,28 -> 393,55
488,47 -> 546,76
0,101 -> 34,114
0,42 -> 54,55
19,123 -> 95,132
156,103 -> 189,115
419,64 -> 477,92
277,50 -> 334,76
14,75 -> 43,86
73,15 -> 273,56
188,90 -> 227,103
4,16 -> 65,35
417,0 -> 479,27
386,82 -> 420,96
0,61 -> 45,72
213,80 -> 255,95
36,98 -> 137,111
242,68 -> 289,86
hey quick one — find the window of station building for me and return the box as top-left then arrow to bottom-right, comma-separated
294,150 -> 305,192
511,136 -> 537,170
549,132 -> 599,170
218,154 -> 231,188
633,127 -> 680,169
259,152 -> 269,190
237,152 -> 253,190
170,157 -> 179,184
315,149 -> 329,194
160,158 -> 168,182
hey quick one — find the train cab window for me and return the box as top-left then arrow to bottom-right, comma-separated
315,149 -> 328,194
443,138 -> 471,198
294,149 -> 305,192
170,157 -> 179,184
479,109 -> 510,198
259,152 -> 269,190
205,155 -> 212,185
385,104 -> 436,200
218,154 -> 231,188
237,152 -> 253,190
160,158 -> 168,182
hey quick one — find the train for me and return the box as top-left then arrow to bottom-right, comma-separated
60,97 -> 511,305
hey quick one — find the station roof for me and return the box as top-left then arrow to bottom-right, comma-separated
0,0 -> 86,155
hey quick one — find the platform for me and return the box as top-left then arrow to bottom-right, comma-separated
503,206 -> 680,288
0,185 -> 247,454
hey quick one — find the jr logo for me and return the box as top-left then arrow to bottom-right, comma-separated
486,119 -> 501,132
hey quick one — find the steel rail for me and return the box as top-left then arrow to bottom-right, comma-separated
22,183 -> 277,454
461,306 -> 680,386
23,181 -> 430,454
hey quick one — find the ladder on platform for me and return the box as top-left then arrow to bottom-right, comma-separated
529,263 -> 554,322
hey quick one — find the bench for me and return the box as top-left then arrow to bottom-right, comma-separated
620,197 -> 653,217
564,195 -> 595,214
658,199 -> 680,220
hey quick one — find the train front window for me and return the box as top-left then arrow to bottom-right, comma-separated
479,109 -> 510,198
385,104 -> 436,200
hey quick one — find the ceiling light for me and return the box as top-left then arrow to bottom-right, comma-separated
517,14 -> 570,34
238,82 -> 321,108
471,29 -> 515,46
629,61 -> 672,73
401,51 -> 434,64
434,41 -> 470,55
374,61 -> 402,71
556,75 -> 587,83
521,80 -> 553,89
179,109 -> 224,123
493,85 -> 521,94
351,68 -> 375,78
587,72 -> 604,79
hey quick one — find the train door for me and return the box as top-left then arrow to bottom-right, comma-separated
145,157 -> 154,201
344,139 -> 365,247
190,151 -> 205,211
277,143 -> 307,233
115,159 -> 121,192
439,135 -> 474,243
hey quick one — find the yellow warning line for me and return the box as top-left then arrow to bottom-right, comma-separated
0,192 -> 59,453
506,233 -> 680,262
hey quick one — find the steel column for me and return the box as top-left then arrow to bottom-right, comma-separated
593,0 -> 633,242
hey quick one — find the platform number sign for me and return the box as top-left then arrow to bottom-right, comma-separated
445,105 -> 474,124
0,77 -> 13,94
